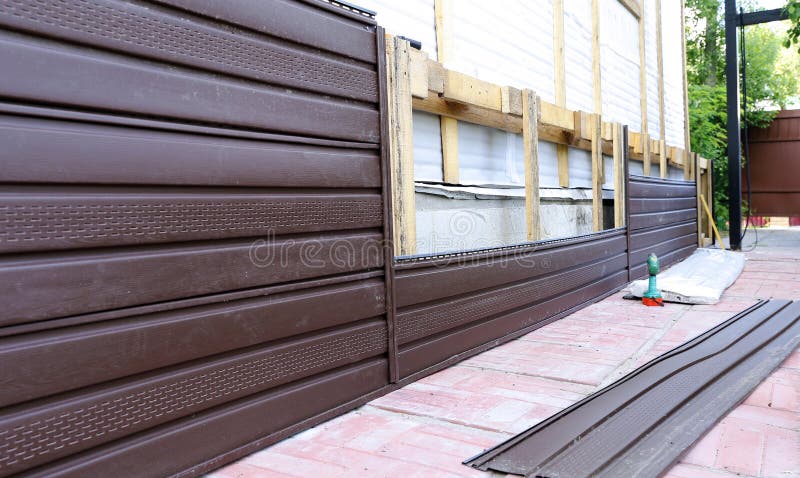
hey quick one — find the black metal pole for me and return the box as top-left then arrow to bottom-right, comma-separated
725,0 -> 742,250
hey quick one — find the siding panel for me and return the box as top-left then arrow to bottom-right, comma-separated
0,2 -> 388,476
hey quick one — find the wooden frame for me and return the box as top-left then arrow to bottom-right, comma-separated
389,34 -> 708,255
407,50 -> 702,167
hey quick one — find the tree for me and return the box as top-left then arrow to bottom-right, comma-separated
685,0 -> 799,230
786,0 -> 800,52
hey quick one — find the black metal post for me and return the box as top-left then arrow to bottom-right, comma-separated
725,0 -> 742,250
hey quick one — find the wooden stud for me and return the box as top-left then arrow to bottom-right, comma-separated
554,0 -> 569,187
638,1 -> 650,176
501,86 -> 523,116
408,48 -> 429,99
426,59 -> 446,93
386,36 -> 416,256
656,0 -> 667,178
441,117 -> 459,183
659,139 -> 667,178
575,111 -> 591,141
434,0 -> 454,64
435,0 -> 459,185
592,0 -> 602,115
680,0 -> 692,179
591,113 -> 604,232
613,123 -> 625,228
522,89 -> 542,242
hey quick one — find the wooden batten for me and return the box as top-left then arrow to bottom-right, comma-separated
408,48 -> 429,99
434,0 -> 459,185
393,32 -> 709,181
442,70 -> 503,110
680,0 -> 692,179
613,123 -> 625,228
591,113 -> 604,232
638,0 -> 650,176
591,0 -> 602,115
386,36 -> 416,256
501,86 -> 523,116
440,118 -> 459,183
522,90 -> 542,241
553,0 -> 569,187
655,0 -> 667,179
413,94 -> 522,133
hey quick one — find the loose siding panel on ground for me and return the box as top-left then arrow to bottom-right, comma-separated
628,175 -> 698,278
394,230 -> 630,378
0,1 -> 387,477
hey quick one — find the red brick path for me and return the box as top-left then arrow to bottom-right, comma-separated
212,246 -> 800,478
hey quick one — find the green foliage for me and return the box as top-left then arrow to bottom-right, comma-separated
688,83 -> 730,228
785,0 -> 800,52
685,0 -> 800,230
742,26 -> 799,126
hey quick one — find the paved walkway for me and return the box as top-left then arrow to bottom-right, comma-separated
213,230 -> 800,478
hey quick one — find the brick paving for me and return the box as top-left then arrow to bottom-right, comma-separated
213,230 -> 800,478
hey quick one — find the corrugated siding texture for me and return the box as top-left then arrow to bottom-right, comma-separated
359,0 -> 438,59
628,175 -> 698,278
450,0 -> 555,102
413,110 -> 445,182
0,1 -> 388,476
644,0 -> 661,139
662,0 -> 686,149
564,0 -> 595,112
600,1 -> 642,127
394,230 -> 630,378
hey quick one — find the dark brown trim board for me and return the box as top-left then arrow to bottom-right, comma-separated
627,175 -> 698,278
466,299 -> 800,477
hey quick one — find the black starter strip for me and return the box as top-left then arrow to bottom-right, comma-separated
464,299 -> 800,477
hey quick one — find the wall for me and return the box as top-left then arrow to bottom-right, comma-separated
362,0 -> 690,254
